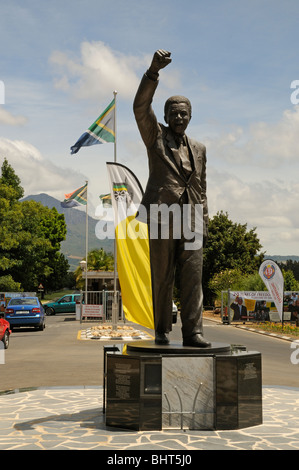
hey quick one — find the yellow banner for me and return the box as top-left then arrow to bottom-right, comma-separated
115,215 -> 154,330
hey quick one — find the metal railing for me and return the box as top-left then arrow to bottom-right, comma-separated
79,290 -> 123,323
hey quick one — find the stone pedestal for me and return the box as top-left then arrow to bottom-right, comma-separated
104,341 -> 262,431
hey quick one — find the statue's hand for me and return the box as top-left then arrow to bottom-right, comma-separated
149,50 -> 172,74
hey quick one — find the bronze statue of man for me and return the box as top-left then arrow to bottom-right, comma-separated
133,50 -> 210,347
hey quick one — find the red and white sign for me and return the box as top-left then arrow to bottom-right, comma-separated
82,304 -> 104,318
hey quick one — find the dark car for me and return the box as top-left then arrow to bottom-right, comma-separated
0,317 -> 11,348
5,297 -> 45,330
44,294 -> 81,315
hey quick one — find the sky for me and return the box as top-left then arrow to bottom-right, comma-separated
0,0 -> 299,256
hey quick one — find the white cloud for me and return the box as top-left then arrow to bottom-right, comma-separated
0,108 -> 28,126
49,41 -> 147,102
0,138 -> 84,200
205,105 -> 299,168
207,167 -> 299,254
49,41 -> 181,103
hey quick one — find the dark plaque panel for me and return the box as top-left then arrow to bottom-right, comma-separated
215,353 -> 262,429
106,355 -> 141,430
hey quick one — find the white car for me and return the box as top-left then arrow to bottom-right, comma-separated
172,302 -> 178,323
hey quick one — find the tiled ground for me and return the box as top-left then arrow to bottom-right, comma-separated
0,386 -> 298,450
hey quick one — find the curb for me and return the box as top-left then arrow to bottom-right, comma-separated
203,314 -> 299,343
234,323 -> 298,342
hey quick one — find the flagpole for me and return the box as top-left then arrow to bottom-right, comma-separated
112,90 -> 118,330
85,180 -> 88,304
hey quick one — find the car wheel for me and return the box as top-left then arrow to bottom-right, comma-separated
38,322 -> 45,331
2,330 -> 9,349
45,307 -> 54,316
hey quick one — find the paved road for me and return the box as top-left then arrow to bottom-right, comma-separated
203,320 -> 299,387
1,313 -> 298,391
0,314 -> 107,391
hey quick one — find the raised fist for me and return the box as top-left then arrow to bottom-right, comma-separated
149,49 -> 172,74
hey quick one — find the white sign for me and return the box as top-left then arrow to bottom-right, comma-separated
82,304 -> 103,317
259,260 -> 284,321
230,291 -> 273,301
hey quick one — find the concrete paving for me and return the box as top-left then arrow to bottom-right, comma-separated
0,385 -> 298,450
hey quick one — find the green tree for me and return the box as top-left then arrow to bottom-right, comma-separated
0,160 -> 24,283
43,252 -> 71,292
278,260 -> 299,282
283,269 -> 299,291
88,248 -> 114,271
0,275 -> 22,292
0,157 -> 24,200
203,211 -> 264,302
9,200 -> 68,291
208,268 -> 266,301
0,159 -> 69,291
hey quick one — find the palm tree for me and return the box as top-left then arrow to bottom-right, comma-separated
88,248 -> 114,271
75,248 -> 114,289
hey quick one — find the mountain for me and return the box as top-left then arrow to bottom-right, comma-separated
266,255 -> 299,263
21,193 -> 114,270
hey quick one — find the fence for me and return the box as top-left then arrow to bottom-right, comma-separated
79,290 -> 124,323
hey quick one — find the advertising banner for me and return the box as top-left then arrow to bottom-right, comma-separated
259,260 -> 284,321
228,290 -> 298,322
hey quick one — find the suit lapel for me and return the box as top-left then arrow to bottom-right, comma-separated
187,138 -> 200,174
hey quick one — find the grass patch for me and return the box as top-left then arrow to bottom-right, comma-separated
251,322 -> 299,338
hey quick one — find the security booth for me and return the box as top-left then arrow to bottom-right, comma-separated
85,270 -> 120,292
79,270 -> 123,323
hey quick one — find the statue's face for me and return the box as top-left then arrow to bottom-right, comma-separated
165,102 -> 191,136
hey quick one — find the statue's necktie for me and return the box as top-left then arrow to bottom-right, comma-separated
176,136 -> 192,174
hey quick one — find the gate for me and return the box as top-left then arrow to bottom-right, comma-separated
79,290 -> 123,323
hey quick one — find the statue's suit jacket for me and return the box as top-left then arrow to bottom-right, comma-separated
133,73 -> 208,238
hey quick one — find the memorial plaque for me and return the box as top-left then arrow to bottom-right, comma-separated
106,356 -> 140,429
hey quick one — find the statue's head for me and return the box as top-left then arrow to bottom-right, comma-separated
164,96 -> 192,136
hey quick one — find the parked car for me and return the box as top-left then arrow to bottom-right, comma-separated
44,293 -> 81,315
0,317 -> 11,348
172,301 -> 178,323
5,297 -> 45,331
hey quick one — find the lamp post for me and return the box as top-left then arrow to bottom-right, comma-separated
80,260 -> 87,321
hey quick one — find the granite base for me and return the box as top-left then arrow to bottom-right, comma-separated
105,342 -> 262,431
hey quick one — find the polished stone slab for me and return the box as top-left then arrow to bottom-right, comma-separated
162,356 -> 214,430
126,340 -> 231,354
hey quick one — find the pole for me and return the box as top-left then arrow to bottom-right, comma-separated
282,283 -> 284,331
85,181 -> 88,305
112,91 -> 118,330
113,91 -> 117,164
